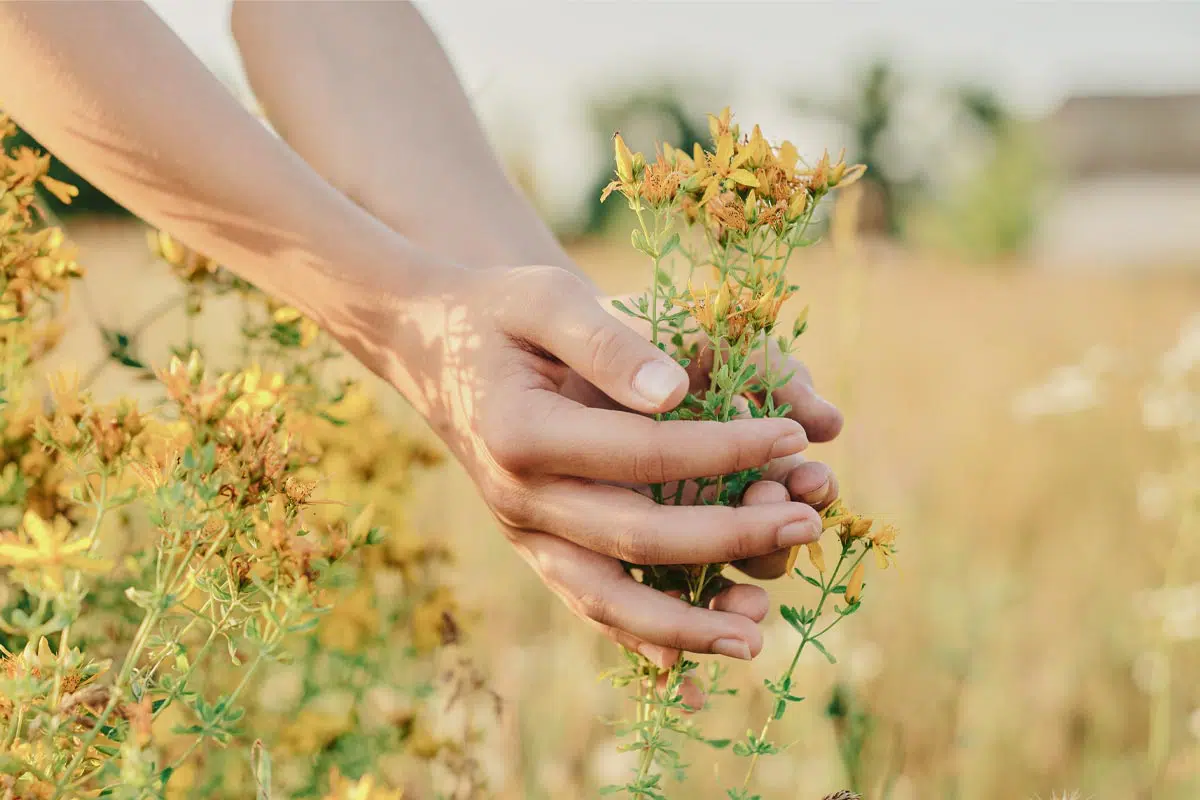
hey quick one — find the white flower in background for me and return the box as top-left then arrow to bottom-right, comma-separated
1141,385 -> 1197,431
846,640 -> 884,685
1013,346 -> 1115,420
1136,472 -> 1174,522
1142,314 -> 1200,432
1132,649 -> 1169,694
1189,707 -> 1200,742
1133,584 -> 1200,642
1159,313 -> 1200,381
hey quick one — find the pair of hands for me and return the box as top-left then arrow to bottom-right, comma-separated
385,264 -> 842,668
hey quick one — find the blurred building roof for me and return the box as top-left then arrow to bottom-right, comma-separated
1047,93 -> 1200,178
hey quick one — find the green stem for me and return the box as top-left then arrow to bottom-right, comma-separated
53,605 -> 162,798
52,471 -> 109,707
630,566 -> 712,794
2,705 -> 24,751
740,546 -> 865,792
167,651 -> 266,772
151,601 -> 237,720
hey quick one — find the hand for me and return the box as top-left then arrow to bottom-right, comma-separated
381,265 -> 827,663
560,295 -> 844,582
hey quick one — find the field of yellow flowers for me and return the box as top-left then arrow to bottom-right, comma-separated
44,214 -> 1198,800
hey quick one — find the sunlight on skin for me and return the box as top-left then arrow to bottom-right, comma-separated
0,1 -> 841,669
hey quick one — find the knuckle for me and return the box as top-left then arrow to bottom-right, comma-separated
573,590 -> 611,626
482,475 -> 536,528
658,615 -> 692,651
497,266 -> 574,328
583,324 -> 629,384
483,423 -> 535,475
630,446 -> 669,485
721,429 -> 752,471
614,522 -> 656,564
533,552 -> 565,588
725,513 -> 768,561
510,264 -> 570,297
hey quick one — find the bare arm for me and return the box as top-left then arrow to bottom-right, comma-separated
0,1 -> 820,663
231,0 -> 570,271
0,0 -> 454,399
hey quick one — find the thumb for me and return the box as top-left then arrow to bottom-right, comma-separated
533,284 -> 688,414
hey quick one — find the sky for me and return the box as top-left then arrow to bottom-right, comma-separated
145,0 -> 1200,221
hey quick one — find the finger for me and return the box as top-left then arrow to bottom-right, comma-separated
591,624 -> 702,710
784,460 -> 840,510
761,354 -> 843,442
687,343 -> 842,442
732,480 -> 795,579
593,623 -> 680,670
530,479 -> 822,564
518,272 -> 689,414
520,533 -> 763,658
659,670 -> 706,714
494,392 -> 809,483
708,580 -> 770,622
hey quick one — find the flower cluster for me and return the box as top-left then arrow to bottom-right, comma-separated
0,133 -> 489,799
599,109 -> 895,799
1,114 -> 81,325
604,107 -> 863,242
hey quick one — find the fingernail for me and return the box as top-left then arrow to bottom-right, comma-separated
800,479 -> 832,507
778,518 -> 820,547
768,431 -> 808,460
712,638 -> 752,661
637,643 -> 674,670
633,360 -> 683,407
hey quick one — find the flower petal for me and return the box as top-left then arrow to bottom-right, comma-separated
729,169 -> 760,188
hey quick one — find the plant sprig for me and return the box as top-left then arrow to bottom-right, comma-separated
598,108 -> 897,798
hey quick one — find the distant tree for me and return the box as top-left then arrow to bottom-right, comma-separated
792,58 -> 1013,240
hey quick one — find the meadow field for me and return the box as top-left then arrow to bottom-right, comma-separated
49,217 -> 1200,800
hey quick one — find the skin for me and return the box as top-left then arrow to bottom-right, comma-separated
0,1 -> 842,668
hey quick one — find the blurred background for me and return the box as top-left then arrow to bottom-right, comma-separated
14,1 -> 1200,798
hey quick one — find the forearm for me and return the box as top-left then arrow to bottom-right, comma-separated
0,1 -> 446,377
230,1 -> 574,272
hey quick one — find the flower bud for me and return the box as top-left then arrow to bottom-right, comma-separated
614,133 -> 635,183
844,562 -> 865,605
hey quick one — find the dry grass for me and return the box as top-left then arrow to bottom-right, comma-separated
58,218 -> 1200,799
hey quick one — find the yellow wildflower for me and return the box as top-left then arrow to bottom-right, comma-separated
707,106 -> 737,141
807,540 -> 826,573
784,538 -> 824,576
0,510 -> 113,591
694,132 -> 760,206
324,769 -> 404,800
235,364 -> 287,411
869,523 -> 898,569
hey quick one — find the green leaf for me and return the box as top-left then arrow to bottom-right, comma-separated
631,228 -> 654,257
611,299 -> 643,319
269,322 -> 303,348
809,637 -> 837,664
779,604 -> 806,634
660,232 -> 682,257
